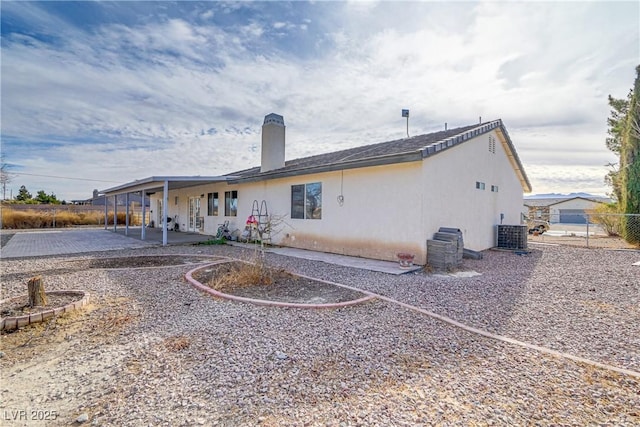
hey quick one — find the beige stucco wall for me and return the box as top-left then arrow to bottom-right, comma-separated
239,163 -> 426,263
149,128 -> 525,263
421,129 -> 524,251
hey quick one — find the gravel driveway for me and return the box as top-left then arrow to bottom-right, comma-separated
1,244 -> 638,426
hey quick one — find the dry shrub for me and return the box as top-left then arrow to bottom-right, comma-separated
587,203 -> 622,236
164,335 -> 191,351
208,261 -> 295,291
1,207 -> 140,229
2,209 -> 40,228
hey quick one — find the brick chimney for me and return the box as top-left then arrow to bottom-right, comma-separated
261,113 -> 285,172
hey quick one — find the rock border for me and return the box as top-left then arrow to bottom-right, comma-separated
185,260 -> 377,309
0,290 -> 89,332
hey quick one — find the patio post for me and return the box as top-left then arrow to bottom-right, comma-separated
104,198 -> 108,230
141,191 -> 146,240
125,192 -> 130,236
113,195 -> 117,232
162,180 -> 168,246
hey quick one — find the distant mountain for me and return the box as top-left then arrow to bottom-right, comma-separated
524,192 -> 609,200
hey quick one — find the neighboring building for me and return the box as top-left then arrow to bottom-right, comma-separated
103,114 -> 531,264
524,196 -> 610,224
71,189 -> 149,207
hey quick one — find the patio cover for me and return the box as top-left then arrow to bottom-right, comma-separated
101,176 -> 234,245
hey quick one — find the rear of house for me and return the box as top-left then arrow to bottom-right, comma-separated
131,114 -> 530,265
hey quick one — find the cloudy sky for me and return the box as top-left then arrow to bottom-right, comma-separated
1,1 -> 638,201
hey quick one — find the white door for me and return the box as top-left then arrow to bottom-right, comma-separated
188,197 -> 201,232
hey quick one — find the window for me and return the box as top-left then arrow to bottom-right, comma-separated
224,191 -> 237,217
536,209 -> 542,218
291,182 -> 322,219
207,192 -> 218,216
475,181 -> 485,190
491,185 -> 499,192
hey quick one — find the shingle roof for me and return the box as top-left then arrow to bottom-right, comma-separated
228,119 -> 531,192
524,196 -> 610,207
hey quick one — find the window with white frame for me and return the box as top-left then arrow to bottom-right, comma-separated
207,192 -> 218,216
224,191 -> 237,216
291,182 -> 322,219
491,185 -> 499,192
476,181 -> 485,190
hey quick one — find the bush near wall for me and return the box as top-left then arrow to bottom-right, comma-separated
588,203 -> 623,236
1,208 -> 140,229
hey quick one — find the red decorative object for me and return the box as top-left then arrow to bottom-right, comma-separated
397,253 -> 415,268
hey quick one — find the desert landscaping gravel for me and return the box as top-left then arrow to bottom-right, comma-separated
1,243 -> 639,426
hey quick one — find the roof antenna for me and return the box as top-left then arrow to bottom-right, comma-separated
445,122 -> 448,131
402,109 -> 410,137
479,116 -> 482,124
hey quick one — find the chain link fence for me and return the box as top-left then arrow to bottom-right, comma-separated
527,213 -> 640,249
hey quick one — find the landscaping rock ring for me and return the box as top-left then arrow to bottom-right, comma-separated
0,290 -> 89,332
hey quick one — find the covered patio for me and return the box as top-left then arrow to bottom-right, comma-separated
113,227 -> 215,245
101,176 -> 232,245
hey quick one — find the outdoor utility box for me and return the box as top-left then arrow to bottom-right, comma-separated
427,227 -> 464,269
435,227 -> 464,264
496,225 -> 528,250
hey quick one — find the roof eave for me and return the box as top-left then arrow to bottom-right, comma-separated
495,123 -> 532,193
101,176 -> 234,196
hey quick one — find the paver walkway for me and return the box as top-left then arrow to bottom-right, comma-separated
0,229 -> 155,258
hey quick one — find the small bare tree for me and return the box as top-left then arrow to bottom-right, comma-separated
1,154 -> 15,201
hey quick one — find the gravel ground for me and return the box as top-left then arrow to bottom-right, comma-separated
1,244 -> 639,426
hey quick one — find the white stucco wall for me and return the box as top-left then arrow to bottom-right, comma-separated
421,129 -> 524,250
238,163 -> 426,262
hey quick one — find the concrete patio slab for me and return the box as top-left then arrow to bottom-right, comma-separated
229,242 -> 422,275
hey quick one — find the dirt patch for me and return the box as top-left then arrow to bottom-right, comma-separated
529,234 -> 639,249
0,296 -> 139,424
193,262 -> 368,304
84,255 -> 220,269
1,255 -> 221,283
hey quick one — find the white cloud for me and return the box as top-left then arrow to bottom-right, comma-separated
1,1 -> 638,200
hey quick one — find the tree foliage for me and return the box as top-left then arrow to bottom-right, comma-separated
16,185 -> 32,202
12,185 -> 61,204
605,93 -> 631,202
608,65 -> 640,244
620,65 -> 640,243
